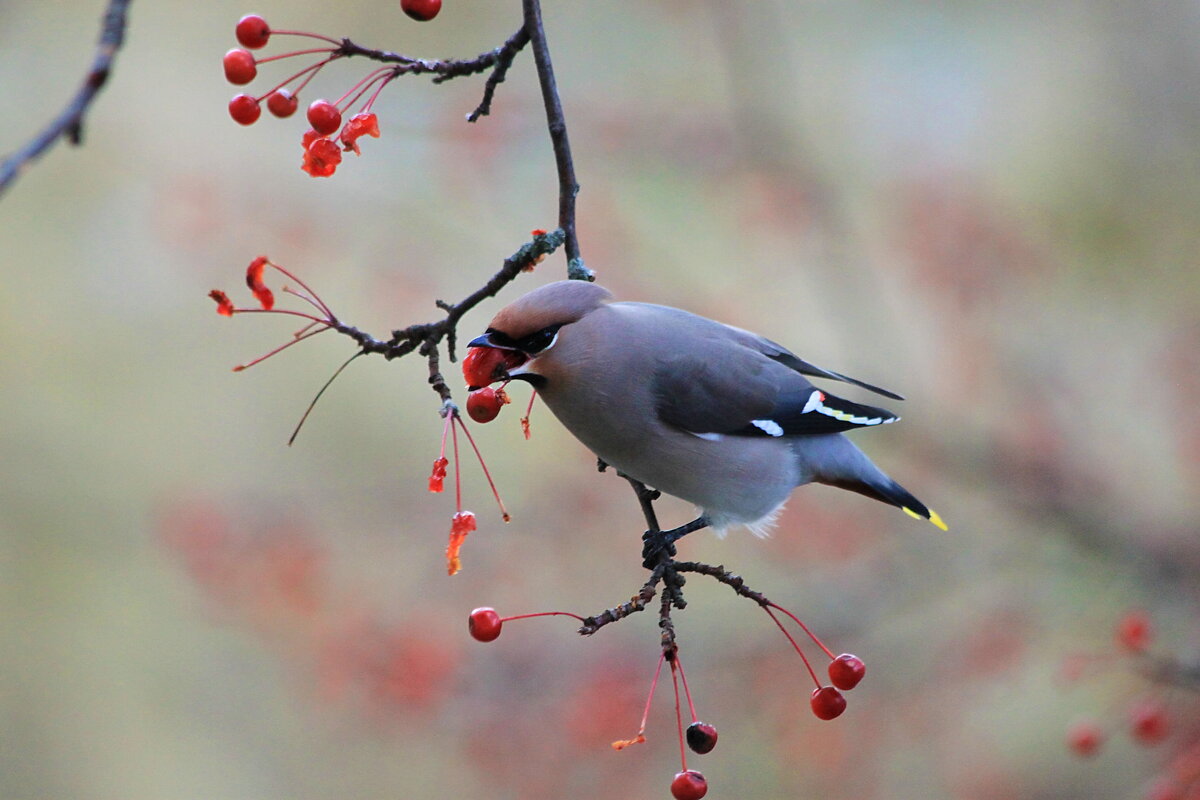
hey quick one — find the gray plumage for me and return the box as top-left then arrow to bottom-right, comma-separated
469,280 -> 946,535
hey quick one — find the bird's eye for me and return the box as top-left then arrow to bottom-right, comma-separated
517,325 -> 561,354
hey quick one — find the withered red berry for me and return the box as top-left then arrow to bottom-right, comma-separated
307,100 -> 342,136
267,89 -> 299,118
685,721 -> 718,755
469,607 -> 502,642
467,387 -> 504,423
1066,720 -> 1104,758
235,14 -> 271,49
228,94 -> 262,125
810,686 -> 847,720
828,653 -> 866,691
401,0 -> 443,22
670,770 -> 708,800
1129,699 -> 1170,745
223,49 -> 257,85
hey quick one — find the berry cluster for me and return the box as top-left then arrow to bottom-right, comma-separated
1063,610 -> 1200,800
466,594 -> 867,798
222,13 -> 398,177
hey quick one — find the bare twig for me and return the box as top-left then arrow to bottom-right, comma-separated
0,0 -> 132,199
522,0 -> 591,280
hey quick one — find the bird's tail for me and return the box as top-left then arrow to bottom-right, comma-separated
799,434 -> 948,530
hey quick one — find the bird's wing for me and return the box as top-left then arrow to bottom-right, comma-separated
651,336 -> 900,438
721,324 -> 905,401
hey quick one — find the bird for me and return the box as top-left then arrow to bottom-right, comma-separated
465,280 -> 946,564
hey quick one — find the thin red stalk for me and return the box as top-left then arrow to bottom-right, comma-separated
287,351 -> 363,446
282,286 -> 329,318
520,388 -> 537,439
267,29 -> 343,46
231,307 -> 328,326
438,409 -> 453,464
676,654 -> 699,723
233,325 -> 330,372
257,56 -> 337,102
763,606 -> 822,689
361,71 -> 398,114
499,610 -> 586,623
335,66 -> 395,111
452,411 -> 463,512
255,47 -> 337,66
454,416 -> 511,522
635,650 -> 667,738
291,319 -> 321,339
671,660 -> 689,772
266,261 -> 334,319
767,601 -> 836,660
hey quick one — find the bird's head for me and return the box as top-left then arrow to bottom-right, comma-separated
463,280 -> 612,390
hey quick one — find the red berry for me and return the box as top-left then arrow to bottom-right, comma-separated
467,387 -> 504,423
228,94 -> 261,125
828,653 -> 866,691
670,770 -> 707,800
223,49 -> 257,85
1117,610 -> 1153,652
462,346 -> 525,389
307,100 -> 342,136
401,0 -> 443,21
267,89 -> 299,118
235,14 -> 271,49
468,607 -> 502,642
810,686 -> 847,720
1066,720 -> 1105,757
1129,699 -> 1170,745
685,721 -> 718,755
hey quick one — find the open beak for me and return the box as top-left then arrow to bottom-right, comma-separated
462,337 -> 529,390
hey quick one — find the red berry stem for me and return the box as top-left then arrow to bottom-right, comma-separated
232,324 -> 331,372
767,600 -> 837,660
254,48 -> 340,67
334,66 -> 398,111
451,410 -> 463,512
763,605 -> 823,689
260,29 -> 344,46
613,650 -> 666,750
264,259 -> 336,319
520,388 -> 537,439
499,610 -> 586,624
671,658 -> 690,772
676,651 -> 699,723
453,413 -> 511,522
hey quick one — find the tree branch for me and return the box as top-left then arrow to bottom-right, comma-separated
0,0 -> 132,199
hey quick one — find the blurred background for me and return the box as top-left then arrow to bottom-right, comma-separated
2,1 -> 1198,798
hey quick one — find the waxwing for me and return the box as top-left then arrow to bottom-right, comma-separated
466,280 -> 945,559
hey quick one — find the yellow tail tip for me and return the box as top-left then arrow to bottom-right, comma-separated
903,506 -> 949,531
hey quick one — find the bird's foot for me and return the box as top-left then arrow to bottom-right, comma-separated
641,529 -> 678,569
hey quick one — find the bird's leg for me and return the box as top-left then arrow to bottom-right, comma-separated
642,516 -> 708,569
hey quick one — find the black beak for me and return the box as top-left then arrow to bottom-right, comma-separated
467,332 -> 516,350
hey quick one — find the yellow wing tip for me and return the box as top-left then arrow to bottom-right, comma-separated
903,506 -> 949,531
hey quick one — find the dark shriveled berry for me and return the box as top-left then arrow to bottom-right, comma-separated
685,721 -> 718,754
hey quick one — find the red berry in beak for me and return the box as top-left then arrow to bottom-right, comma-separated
462,346 -> 525,389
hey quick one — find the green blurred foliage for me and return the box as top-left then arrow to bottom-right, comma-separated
2,1 -> 1198,798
